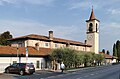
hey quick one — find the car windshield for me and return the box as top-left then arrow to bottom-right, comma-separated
12,63 -> 17,67
26,63 -> 34,67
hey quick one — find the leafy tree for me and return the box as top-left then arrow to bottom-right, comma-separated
94,54 -> 104,66
0,31 -> 12,45
50,47 -> 77,68
113,43 -> 117,57
102,49 -> 105,53
50,47 -> 105,68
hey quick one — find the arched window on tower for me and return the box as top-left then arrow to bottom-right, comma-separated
96,23 -> 98,32
89,23 -> 93,32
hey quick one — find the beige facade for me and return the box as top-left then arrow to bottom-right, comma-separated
10,36 -> 91,52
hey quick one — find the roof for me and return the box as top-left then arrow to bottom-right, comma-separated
100,52 -> 118,59
0,46 -> 52,57
8,34 -> 91,47
89,8 -> 95,20
86,8 -> 100,22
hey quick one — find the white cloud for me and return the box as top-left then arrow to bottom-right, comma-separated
0,0 -> 56,6
68,1 -> 92,10
67,1 -> 103,10
109,22 -> 120,28
0,19 -> 80,39
108,8 -> 120,15
67,0 -> 120,10
0,0 -> 17,5
24,0 -> 55,5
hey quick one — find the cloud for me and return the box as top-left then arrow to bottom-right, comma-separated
67,0 -> 120,11
0,19 -> 80,40
68,1 -> 92,10
24,0 -> 55,5
67,1 -> 105,10
109,22 -> 120,28
108,8 -> 120,15
0,0 -> 56,6
0,0 -> 17,5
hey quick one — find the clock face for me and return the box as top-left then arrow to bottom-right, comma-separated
87,35 -> 93,40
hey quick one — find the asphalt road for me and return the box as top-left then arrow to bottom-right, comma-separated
47,64 -> 120,79
0,64 -> 120,79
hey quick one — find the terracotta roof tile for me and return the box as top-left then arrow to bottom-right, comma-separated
99,52 -> 118,59
8,34 -> 91,47
89,8 -> 95,20
86,8 -> 100,22
0,46 -> 52,56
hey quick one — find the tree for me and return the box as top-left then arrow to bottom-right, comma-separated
0,31 -> 12,45
113,43 -> 117,57
102,49 -> 105,53
50,47 -> 77,68
94,54 -> 104,66
116,40 -> 120,60
50,47 -> 105,68
106,50 -> 110,55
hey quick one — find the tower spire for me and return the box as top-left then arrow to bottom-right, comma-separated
86,6 -> 100,22
89,6 -> 95,20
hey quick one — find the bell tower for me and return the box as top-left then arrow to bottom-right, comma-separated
86,8 -> 100,54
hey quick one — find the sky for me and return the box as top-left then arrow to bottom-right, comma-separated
0,0 -> 120,54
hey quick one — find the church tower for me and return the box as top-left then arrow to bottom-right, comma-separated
86,8 -> 100,54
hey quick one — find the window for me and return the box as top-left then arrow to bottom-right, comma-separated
76,47 -> 79,50
18,43 -> 22,47
45,43 -> 49,47
55,44 -> 58,48
96,23 -> 98,32
36,61 -> 40,68
83,48 -> 85,51
89,23 -> 93,32
13,61 -> 17,64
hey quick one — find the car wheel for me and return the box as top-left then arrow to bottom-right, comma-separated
30,72 -> 33,74
6,69 -> 9,73
19,70 -> 24,76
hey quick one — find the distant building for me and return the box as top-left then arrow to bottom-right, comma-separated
100,52 -> 118,64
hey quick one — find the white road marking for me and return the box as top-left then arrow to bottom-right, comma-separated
84,75 -> 89,77
45,74 -> 64,79
90,74 -> 94,75
76,77 -> 82,79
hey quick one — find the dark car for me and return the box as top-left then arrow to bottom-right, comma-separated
5,63 -> 35,75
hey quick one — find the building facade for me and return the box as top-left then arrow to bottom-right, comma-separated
9,31 -> 92,52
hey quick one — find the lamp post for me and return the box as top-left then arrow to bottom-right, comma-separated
17,47 -> 19,63
26,47 -> 28,63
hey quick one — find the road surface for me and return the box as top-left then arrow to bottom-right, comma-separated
0,64 -> 120,79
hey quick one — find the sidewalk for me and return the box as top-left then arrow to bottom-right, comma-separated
43,65 -> 111,73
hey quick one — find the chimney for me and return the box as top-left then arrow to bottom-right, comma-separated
49,31 -> 53,40
84,40 -> 87,45
35,43 -> 39,51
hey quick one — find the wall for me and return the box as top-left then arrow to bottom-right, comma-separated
0,57 -> 45,73
11,39 -> 91,52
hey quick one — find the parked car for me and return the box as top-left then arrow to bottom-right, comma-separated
5,63 -> 35,75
